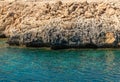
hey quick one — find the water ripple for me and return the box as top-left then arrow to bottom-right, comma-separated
0,46 -> 120,81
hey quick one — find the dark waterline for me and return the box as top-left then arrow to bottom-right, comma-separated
0,40 -> 120,82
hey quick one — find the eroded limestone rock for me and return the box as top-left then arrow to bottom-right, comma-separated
0,1 -> 120,49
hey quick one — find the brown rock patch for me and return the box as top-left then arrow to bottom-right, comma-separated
105,32 -> 115,44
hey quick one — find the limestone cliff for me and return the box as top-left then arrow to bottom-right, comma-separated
0,1 -> 120,49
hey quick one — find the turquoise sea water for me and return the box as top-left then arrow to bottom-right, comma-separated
0,39 -> 120,82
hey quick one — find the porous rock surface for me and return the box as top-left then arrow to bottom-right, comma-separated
0,1 -> 120,49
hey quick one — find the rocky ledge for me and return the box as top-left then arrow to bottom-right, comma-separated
0,1 -> 120,49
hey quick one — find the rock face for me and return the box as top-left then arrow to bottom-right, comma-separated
7,18 -> 120,49
0,1 -> 120,49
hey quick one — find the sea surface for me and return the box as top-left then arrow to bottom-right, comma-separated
0,39 -> 120,82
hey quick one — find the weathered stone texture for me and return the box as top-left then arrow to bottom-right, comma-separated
0,1 -> 120,49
